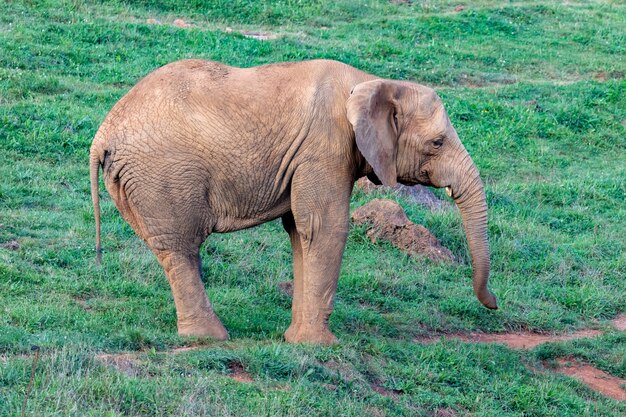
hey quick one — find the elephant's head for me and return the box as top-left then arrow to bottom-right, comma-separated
347,79 -> 497,309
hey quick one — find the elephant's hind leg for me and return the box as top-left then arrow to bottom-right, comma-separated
105,154 -> 227,339
156,248 -> 228,340
282,212 -> 304,342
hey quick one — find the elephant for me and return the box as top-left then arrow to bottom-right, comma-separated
90,59 -> 497,344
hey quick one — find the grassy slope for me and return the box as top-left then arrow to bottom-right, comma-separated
1,0 -> 625,415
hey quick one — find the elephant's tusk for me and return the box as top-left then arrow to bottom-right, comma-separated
445,186 -> 453,198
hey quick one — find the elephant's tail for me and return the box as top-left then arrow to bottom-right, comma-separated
90,141 -> 103,265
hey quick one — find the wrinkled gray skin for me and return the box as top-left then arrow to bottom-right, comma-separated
90,59 -> 497,344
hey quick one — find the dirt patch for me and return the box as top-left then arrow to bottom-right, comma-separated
172,18 -> 191,28
434,409 -> 459,417
365,406 -> 386,417
455,72 -> 517,88
96,353 -> 140,377
145,18 -> 192,28
73,297 -> 94,312
593,71 -> 624,81
412,316 -> 626,400
550,358 -> 626,401
324,359 -> 360,383
277,281 -> 293,297
352,199 -> 455,262
612,315 -> 626,331
371,382 -> 403,399
416,329 -> 603,349
0,353 -> 32,363
227,29 -> 279,41
1,240 -> 20,250
227,361 -> 253,383
355,178 -> 450,210
459,329 -> 602,349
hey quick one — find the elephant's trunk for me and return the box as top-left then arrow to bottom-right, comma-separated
448,149 -> 497,309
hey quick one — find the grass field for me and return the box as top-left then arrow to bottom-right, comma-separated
1,0 -> 625,415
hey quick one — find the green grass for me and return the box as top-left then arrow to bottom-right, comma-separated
1,0 -> 626,415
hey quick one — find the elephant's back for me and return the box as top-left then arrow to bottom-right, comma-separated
96,58 -> 368,149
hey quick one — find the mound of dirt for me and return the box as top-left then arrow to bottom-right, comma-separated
355,178 -> 450,210
351,199 -> 455,262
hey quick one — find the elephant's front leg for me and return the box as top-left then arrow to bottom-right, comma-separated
285,179 -> 351,344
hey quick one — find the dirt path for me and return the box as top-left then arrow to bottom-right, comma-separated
551,358 -> 626,401
415,329 -> 603,349
415,315 -> 626,401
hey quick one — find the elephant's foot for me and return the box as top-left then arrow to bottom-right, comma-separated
284,325 -> 337,345
284,321 -> 301,342
177,314 -> 229,340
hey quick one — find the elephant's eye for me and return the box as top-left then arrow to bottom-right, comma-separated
432,138 -> 444,149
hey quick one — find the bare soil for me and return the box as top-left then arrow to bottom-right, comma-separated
416,329 -> 603,349
371,382 -> 402,399
172,19 -> 191,28
612,315 -> 626,331
95,353 -> 140,377
415,315 -> 626,401
1,240 -> 20,250
551,358 -> 626,401
435,409 -> 459,417
227,361 -> 254,383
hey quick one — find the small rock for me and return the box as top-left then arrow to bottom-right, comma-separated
355,177 -> 450,210
224,27 -> 233,33
172,18 -> 189,28
351,199 -> 455,263
1,240 -> 20,250
454,5 -> 465,12
146,18 -> 161,25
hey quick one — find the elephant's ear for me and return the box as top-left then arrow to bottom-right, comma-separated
346,80 -> 400,187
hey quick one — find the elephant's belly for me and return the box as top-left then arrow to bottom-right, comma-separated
211,197 -> 291,233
